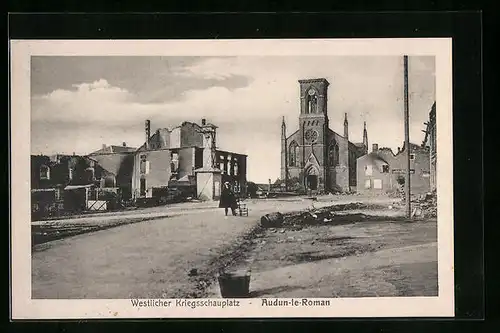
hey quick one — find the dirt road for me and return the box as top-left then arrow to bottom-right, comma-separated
33,196 -> 394,299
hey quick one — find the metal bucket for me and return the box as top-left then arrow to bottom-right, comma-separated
217,272 -> 251,298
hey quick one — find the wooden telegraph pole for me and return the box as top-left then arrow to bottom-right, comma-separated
403,55 -> 412,218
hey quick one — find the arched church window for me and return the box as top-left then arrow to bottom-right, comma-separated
329,140 -> 339,166
306,89 -> 318,114
289,141 -> 299,167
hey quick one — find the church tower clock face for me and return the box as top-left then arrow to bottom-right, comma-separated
304,129 -> 319,143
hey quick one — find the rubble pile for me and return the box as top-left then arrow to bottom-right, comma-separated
388,189 -> 404,199
401,191 -> 437,218
414,191 -> 437,218
261,202 -> 392,229
279,203 -> 366,228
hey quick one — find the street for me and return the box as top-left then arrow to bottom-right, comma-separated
33,203 -> 257,299
32,195 -> 424,299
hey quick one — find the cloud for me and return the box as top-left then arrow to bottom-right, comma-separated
31,56 -> 435,183
31,56 -> 252,105
32,79 -> 136,125
174,57 -> 238,80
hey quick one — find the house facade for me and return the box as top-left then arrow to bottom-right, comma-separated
356,142 -> 431,195
281,78 -> 367,193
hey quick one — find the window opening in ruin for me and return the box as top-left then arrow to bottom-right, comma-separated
40,165 -> 50,180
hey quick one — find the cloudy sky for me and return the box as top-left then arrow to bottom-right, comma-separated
31,56 -> 435,183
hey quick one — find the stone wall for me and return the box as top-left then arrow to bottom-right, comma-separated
132,149 -> 172,198
180,122 -> 204,148
177,147 -> 196,179
89,153 -> 134,199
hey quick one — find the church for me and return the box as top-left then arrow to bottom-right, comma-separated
281,78 -> 368,193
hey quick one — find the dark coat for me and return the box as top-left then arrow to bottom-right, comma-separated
219,186 -> 237,208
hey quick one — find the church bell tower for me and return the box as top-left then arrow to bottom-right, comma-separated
298,78 -> 330,191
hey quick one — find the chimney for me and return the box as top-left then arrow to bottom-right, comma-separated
122,142 -> 126,147
397,147 -> 401,154
145,120 -> 151,149
372,143 -> 379,152
102,144 -> 106,150
201,118 -> 206,126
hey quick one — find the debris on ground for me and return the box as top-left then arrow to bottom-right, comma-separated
277,202 -> 400,228
403,190 -> 437,218
260,212 -> 284,228
260,202 -> 395,229
418,191 -> 437,218
411,207 -> 423,218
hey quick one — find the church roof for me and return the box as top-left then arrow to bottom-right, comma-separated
287,128 -> 366,149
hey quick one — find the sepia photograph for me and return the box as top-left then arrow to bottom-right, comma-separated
10,39 -> 454,318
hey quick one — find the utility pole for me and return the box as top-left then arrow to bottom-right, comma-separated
282,117 -> 289,192
404,55 -> 412,218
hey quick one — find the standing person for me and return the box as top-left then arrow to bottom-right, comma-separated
219,181 -> 238,216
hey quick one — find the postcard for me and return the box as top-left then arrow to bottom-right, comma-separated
10,38 -> 454,319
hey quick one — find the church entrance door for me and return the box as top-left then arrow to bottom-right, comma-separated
306,175 -> 318,190
304,164 -> 320,191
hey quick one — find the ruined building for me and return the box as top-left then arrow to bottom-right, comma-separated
356,101 -> 436,195
131,119 -> 247,201
356,142 -> 431,195
422,102 -> 437,191
88,143 -> 136,200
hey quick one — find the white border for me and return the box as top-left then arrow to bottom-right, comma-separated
10,38 -> 454,319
